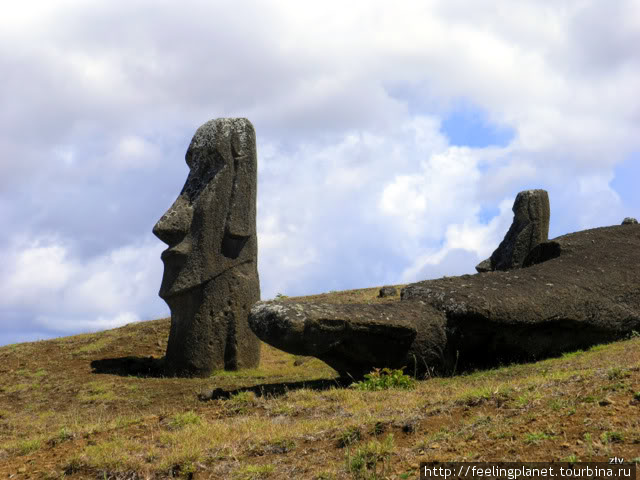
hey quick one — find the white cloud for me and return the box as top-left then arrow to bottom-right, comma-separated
112,135 -> 161,169
2,236 -> 78,303
0,235 -> 167,336
36,311 -> 142,334
400,197 -> 514,282
379,146 -> 481,241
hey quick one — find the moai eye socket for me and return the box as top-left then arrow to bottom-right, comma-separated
181,149 -> 227,203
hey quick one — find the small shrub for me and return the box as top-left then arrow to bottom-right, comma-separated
350,368 -> 415,391
607,367 -> 630,380
601,431 -> 624,444
337,426 -> 362,448
633,391 -> 640,401
274,293 -> 288,300
345,434 -> 394,478
17,438 -> 41,456
370,421 -> 386,436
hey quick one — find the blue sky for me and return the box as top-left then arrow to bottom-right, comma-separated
1,0 -> 639,347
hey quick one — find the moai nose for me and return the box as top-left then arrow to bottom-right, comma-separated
153,195 -> 193,247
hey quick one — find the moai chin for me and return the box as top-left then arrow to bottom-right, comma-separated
153,118 -> 260,377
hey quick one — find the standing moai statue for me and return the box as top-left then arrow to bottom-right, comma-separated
476,189 -> 550,272
153,118 -> 260,377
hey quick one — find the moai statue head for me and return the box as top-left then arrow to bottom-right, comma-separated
154,118 -> 258,297
153,118 -> 260,377
476,189 -> 550,273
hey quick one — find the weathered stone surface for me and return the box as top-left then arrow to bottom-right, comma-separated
250,224 -> 640,377
249,301 -> 449,378
153,118 -> 260,377
622,217 -> 638,225
404,224 -> 640,372
476,189 -> 550,272
475,258 -> 492,273
378,286 -> 397,298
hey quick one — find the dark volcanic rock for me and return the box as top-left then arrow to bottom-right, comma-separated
153,118 -> 260,377
476,189 -> 550,272
249,301 -> 449,378
378,286 -> 397,298
404,224 -> 640,371
622,217 -> 638,225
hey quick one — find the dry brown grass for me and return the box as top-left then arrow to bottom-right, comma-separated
0,285 -> 639,479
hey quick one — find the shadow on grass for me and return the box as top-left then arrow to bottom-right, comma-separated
90,356 -> 352,399
90,356 -> 166,377
198,377 -> 352,401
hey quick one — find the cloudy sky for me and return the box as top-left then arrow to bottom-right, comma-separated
1,0 -> 639,347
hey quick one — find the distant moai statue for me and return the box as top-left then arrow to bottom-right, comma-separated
153,118 -> 260,377
476,189 -> 550,272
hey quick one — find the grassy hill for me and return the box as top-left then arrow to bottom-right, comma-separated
1,285 -> 639,479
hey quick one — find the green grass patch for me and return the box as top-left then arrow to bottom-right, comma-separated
74,337 -> 113,355
4,383 -> 31,394
80,436 -> 145,471
600,431 -> 624,444
48,427 -> 75,446
345,434 -> 394,478
524,432 -> 554,445
213,367 -> 270,379
224,391 -> 258,414
234,463 -> 275,479
561,350 -> 584,359
77,382 -> 118,404
17,438 -> 42,456
515,391 -> 541,408
168,411 -> 201,430
457,386 -> 494,406
607,367 -> 631,380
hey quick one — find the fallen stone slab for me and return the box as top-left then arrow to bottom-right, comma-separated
249,301 -> 450,378
250,224 -> 640,378
403,224 -> 640,371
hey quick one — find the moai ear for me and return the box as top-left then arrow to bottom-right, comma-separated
221,121 -> 257,259
225,122 -> 257,239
